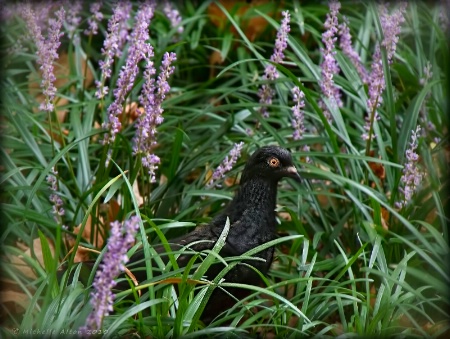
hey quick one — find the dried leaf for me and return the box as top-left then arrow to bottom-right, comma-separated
315,184 -> 336,210
66,201 -> 120,262
9,237 -> 55,279
278,211 -> 292,221
369,284 -> 377,308
124,102 -> 142,122
224,175 -> 238,187
207,0 -> 280,77
107,199 -> 121,225
91,121 -> 102,142
0,289 -> 30,316
132,179 -> 144,207
368,154 -> 386,186
381,207 -> 389,230
0,290 -> 30,306
207,0 -> 277,41
209,50 -> 224,66
186,167 -> 205,184
67,215 -> 95,263
160,174 -> 168,185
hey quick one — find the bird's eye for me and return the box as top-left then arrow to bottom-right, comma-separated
268,157 -> 280,168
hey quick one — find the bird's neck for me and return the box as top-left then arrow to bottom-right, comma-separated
236,178 -> 278,214
213,177 -> 278,228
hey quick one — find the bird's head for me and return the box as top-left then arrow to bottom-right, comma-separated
241,146 -> 301,184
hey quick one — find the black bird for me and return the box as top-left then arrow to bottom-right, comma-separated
123,146 -> 301,323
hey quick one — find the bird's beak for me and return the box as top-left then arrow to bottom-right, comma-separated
285,166 -> 302,183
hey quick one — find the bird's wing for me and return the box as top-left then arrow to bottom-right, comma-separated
214,217 -> 275,275
123,225 -> 218,283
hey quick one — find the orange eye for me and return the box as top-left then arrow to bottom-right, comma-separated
268,157 -> 280,168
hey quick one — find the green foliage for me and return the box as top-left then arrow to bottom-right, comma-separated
1,1 -> 448,337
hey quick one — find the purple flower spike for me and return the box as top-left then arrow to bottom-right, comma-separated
419,61 -> 438,141
102,1 -> 156,166
208,142 -> 245,187
115,1 -> 133,58
82,216 -> 140,330
362,2 -> 407,141
132,51 -> 177,183
379,2 -> 407,63
319,0 -> 342,123
270,11 -> 291,65
258,10 -> 290,118
46,167 -> 66,227
163,1 -> 184,34
291,86 -> 306,141
22,5 -> 65,112
338,16 -> 369,84
291,86 -> 311,163
65,1 -> 83,38
84,2 -> 103,36
419,61 -> 433,86
395,126 -> 423,209
95,1 -> 133,100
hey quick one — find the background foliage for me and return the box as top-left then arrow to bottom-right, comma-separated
1,0 -> 449,337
